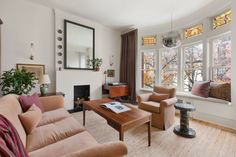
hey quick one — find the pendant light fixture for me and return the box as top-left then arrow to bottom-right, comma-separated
162,13 -> 181,48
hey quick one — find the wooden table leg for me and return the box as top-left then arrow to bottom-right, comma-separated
147,121 -> 151,146
119,130 -> 124,141
83,104 -> 86,126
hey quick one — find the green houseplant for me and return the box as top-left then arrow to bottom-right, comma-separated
87,58 -> 103,71
0,68 -> 36,95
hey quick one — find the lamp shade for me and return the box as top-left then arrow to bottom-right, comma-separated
39,74 -> 51,85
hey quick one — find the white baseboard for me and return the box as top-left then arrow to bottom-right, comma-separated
190,111 -> 236,130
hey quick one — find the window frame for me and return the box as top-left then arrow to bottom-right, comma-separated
159,48 -> 179,87
140,49 -> 158,90
182,41 -> 204,92
208,31 -> 231,82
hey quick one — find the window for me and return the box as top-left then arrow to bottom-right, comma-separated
141,51 -> 156,89
160,48 -> 178,87
183,43 -> 203,91
184,24 -> 203,39
213,10 -> 232,29
212,34 -> 231,83
142,35 -> 157,46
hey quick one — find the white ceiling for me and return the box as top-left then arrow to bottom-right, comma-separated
27,0 -> 230,30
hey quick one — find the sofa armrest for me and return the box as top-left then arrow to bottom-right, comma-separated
61,141 -> 128,157
160,97 -> 177,108
39,95 -> 64,112
137,93 -> 152,104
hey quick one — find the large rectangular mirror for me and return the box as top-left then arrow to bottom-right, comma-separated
64,20 -> 95,70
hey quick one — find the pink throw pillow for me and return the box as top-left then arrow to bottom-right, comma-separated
191,81 -> 211,98
19,93 -> 44,112
19,104 -> 42,134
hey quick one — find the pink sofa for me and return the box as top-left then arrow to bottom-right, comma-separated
0,94 -> 128,157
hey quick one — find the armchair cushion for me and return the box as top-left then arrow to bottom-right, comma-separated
149,92 -> 169,102
154,86 -> 176,98
137,93 -> 152,103
139,101 -> 160,114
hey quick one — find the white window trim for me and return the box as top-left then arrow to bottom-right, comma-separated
139,16 -> 231,92
139,49 -> 158,90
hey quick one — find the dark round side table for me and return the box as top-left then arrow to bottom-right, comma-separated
174,103 -> 196,138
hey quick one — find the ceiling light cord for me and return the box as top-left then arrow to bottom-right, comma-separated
171,13 -> 173,32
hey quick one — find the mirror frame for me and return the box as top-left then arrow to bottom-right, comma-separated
64,20 -> 95,70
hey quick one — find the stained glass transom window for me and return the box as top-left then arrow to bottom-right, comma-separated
184,24 -> 203,39
213,10 -> 232,29
142,36 -> 157,46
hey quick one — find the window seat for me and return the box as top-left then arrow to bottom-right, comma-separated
176,92 -> 231,105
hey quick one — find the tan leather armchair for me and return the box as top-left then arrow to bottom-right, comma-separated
137,86 -> 177,130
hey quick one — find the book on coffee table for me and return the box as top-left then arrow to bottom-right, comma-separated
101,101 -> 131,114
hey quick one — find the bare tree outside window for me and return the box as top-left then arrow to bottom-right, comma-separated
212,34 -> 231,83
183,43 -> 203,91
141,51 -> 155,89
160,48 -> 178,87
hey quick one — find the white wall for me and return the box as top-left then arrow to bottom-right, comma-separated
0,0 -> 121,105
0,0 -> 55,92
55,10 -> 121,109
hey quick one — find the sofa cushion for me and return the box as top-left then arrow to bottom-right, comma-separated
28,131 -> 98,157
37,108 -> 70,127
19,104 -> 42,134
149,92 -> 169,102
191,81 -> 211,98
19,93 -> 44,112
26,117 -> 85,152
139,101 -> 160,114
209,82 -> 231,101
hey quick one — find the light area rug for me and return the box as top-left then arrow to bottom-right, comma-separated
72,111 -> 236,157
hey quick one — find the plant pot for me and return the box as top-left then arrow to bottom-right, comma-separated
95,67 -> 100,71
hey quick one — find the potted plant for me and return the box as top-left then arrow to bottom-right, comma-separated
0,68 -> 36,95
87,58 -> 103,71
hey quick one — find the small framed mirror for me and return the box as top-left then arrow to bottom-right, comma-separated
64,20 -> 95,70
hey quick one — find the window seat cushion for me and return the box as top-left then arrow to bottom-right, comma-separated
176,92 -> 231,105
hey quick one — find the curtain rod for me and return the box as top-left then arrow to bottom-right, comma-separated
121,28 -> 137,35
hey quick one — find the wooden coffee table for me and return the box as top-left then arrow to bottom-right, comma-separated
81,98 -> 152,146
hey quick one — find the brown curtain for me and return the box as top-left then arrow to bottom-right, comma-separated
120,30 -> 137,103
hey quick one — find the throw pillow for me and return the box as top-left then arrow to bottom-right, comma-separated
209,82 -> 231,101
19,104 -> 42,134
191,81 -> 211,98
149,92 -> 170,102
19,93 -> 44,112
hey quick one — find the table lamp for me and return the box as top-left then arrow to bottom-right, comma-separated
39,74 -> 51,95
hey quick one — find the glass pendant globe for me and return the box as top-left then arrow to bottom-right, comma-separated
162,31 -> 181,48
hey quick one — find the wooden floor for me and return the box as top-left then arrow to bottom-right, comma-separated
72,111 -> 236,157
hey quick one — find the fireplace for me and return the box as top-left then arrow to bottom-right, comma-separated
74,85 -> 90,112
